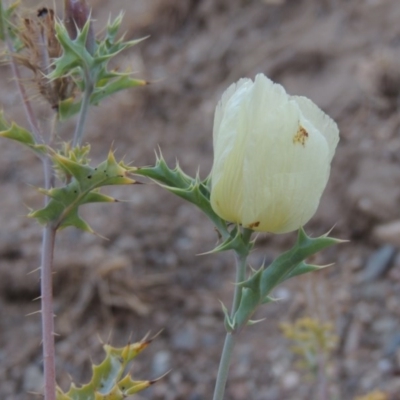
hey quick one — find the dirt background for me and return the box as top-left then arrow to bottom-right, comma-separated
2,0 -> 400,399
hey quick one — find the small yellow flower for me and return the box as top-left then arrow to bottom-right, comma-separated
210,74 -> 339,233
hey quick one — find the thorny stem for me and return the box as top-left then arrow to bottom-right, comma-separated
212,232 -> 250,400
3,10 -> 57,399
72,71 -> 93,147
40,224 -> 57,400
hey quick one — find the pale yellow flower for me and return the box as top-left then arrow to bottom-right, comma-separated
210,74 -> 339,233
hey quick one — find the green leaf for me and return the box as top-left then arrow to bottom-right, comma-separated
56,340 -> 154,400
118,375 -> 152,395
58,75 -> 147,120
30,150 -> 136,231
0,111 -> 46,155
234,228 -> 342,328
258,228 -> 342,298
50,19 -> 94,79
90,75 -> 146,105
58,97 -> 82,120
0,0 -> 19,41
234,287 -> 261,327
282,261 -> 332,282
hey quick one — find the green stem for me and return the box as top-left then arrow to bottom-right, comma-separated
72,72 -> 93,147
212,332 -> 236,400
213,243 -> 249,400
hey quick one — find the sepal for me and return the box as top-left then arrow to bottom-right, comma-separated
199,226 -> 252,255
136,153 -> 230,238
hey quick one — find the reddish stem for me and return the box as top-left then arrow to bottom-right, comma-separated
40,224 -> 57,400
4,19 -> 57,400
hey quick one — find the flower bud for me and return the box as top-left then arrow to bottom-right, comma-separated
210,74 -> 339,234
63,0 -> 95,54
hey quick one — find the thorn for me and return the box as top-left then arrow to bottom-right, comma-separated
26,390 -> 43,398
32,296 -> 42,301
96,332 -> 105,345
323,224 -> 337,237
27,267 -> 41,275
106,329 -> 114,345
148,329 -> 163,342
141,331 -> 151,343
151,369 -> 171,384
127,331 -> 133,346
26,310 -> 42,317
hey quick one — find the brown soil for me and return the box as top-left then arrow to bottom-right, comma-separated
2,0 -> 400,399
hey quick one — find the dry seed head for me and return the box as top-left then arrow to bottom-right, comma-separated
14,8 -> 75,109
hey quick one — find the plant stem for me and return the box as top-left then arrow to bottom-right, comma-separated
40,224 -> 57,400
41,148 -> 57,400
213,250 -> 248,400
3,13 -> 58,399
72,73 -> 93,147
212,332 -> 236,400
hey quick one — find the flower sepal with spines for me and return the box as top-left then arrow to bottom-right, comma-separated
136,153 -> 230,239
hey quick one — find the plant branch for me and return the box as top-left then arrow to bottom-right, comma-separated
3,16 -> 58,399
72,71 -> 93,147
40,223 -> 57,400
213,248 -> 249,400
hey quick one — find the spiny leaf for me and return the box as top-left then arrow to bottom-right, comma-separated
50,18 -> 94,79
56,339 -> 155,400
0,111 -> 45,155
117,375 -> 152,395
30,150 -> 136,231
282,261 -> 333,282
234,228 -> 342,328
58,75 -> 147,120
